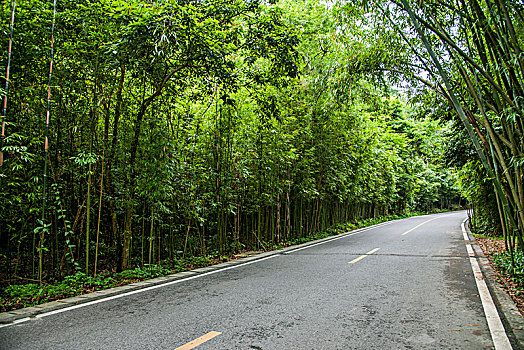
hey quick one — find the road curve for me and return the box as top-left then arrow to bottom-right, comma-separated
0,211 -> 510,349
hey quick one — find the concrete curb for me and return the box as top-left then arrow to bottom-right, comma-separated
464,221 -> 524,349
0,220 -> 397,326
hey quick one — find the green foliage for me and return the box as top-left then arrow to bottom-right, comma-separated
0,255 -> 213,310
1,272 -> 116,309
351,0 -> 524,256
493,250 -> 524,287
115,266 -> 171,280
0,0 -> 461,286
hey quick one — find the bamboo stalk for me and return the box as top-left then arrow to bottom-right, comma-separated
183,218 -> 191,259
86,146 -> 92,275
401,0 -> 521,252
39,0 -> 57,285
0,0 -> 16,171
94,149 -> 105,277
149,208 -> 154,267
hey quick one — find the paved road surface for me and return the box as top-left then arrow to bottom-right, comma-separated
0,211 -> 507,349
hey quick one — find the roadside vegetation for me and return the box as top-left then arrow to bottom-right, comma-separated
1,210 -> 444,312
493,250 -> 524,288
475,233 -> 524,315
1,0 -> 523,312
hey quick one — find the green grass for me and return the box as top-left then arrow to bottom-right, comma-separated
0,260 -> 210,311
472,232 -> 505,240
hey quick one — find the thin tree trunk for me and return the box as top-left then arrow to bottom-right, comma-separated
94,148 -> 104,277
183,218 -> 191,259
149,208 -> 154,266
86,150 -> 92,275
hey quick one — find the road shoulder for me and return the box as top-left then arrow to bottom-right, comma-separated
465,221 -> 524,349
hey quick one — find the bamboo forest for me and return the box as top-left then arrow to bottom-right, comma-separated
0,0 -> 522,291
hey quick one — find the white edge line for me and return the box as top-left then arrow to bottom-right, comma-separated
462,218 -> 469,241
466,244 -> 475,257
462,218 -> 513,349
0,317 -> 31,329
292,213 -> 455,252
0,254 -> 279,328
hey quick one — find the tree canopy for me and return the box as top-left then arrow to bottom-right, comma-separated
343,0 -> 524,265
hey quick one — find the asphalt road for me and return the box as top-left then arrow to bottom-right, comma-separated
0,211 -> 505,349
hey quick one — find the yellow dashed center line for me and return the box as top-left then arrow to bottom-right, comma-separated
175,331 -> 222,350
348,248 -> 381,264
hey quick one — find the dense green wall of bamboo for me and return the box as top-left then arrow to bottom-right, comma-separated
0,0 -> 461,282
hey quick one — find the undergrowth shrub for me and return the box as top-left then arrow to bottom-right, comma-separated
492,250 -> 524,286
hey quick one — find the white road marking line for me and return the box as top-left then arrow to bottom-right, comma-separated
0,317 -> 31,329
287,221 -> 394,254
348,248 -> 381,264
0,254 -> 279,329
174,331 -> 222,350
466,244 -> 475,257
462,218 -> 512,349
461,220 -> 469,241
401,216 -> 440,236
